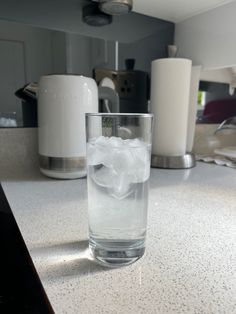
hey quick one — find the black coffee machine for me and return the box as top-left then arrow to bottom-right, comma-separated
94,59 -> 149,113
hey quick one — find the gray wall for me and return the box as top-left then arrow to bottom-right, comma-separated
0,19 -> 66,82
65,33 -> 93,76
0,17 -> 174,125
51,31 -> 67,74
66,23 -> 174,75
175,1 -> 236,69
119,24 -> 174,72
0,20 -> 66,124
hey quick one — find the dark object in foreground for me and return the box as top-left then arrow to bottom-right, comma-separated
0,184 -> 54,314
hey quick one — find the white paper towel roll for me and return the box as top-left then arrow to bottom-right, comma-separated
151,58 -> 192,156
186,65 -> 201,152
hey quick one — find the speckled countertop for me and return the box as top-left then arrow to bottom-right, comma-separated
1,159 -> 236,314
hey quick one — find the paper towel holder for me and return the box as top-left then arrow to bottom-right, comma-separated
151,153 -> 196,169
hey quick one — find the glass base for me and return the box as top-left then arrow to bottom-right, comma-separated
89,238 -> 145,268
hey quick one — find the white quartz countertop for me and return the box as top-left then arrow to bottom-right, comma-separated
2,163 -> 236,314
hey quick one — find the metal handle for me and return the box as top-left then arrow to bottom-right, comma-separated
98,86 -> 120,113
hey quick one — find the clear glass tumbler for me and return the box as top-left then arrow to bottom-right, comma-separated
86,113 -> 153,267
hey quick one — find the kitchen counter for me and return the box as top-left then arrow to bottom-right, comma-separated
1,163 -> 236,314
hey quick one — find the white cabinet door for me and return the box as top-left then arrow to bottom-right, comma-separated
0,40 -> 26,125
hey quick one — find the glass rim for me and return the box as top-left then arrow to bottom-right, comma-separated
86,113 -> 153,118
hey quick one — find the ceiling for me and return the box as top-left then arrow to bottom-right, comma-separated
133,0 -> 236,23
0,0 -> 234,42
0,0 -> 173,43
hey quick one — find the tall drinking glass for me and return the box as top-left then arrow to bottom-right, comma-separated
86,113 -> 153,267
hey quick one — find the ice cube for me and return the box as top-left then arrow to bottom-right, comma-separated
87,143 -> 104,166
127,138 -> 142,147
108,171 -> 134,200
111,148 -> 133,172
91,165 -> 134,200
88,136 -> 150,199
91,165 -> 116,188
129,145 -> 150,183
108,136 -> 124,147
87,136 -> 110,166
95,136 -> 109,146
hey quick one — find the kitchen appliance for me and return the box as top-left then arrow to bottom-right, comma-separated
94,59 -> 149,113
38,75 -> 119,179
15,83 -> 38,127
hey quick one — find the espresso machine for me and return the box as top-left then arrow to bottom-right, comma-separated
94,59 -> 149,113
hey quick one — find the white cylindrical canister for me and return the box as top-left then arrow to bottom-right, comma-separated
38,75 -> 98,179
151,58 -> 192,156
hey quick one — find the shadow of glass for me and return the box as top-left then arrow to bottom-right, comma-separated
150,168 -> 193,188
31,240 -> 110,280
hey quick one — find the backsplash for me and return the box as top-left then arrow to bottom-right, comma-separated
0,125 -> 220,181
0,128 -> 39,180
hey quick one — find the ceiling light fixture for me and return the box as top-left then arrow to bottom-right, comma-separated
99,0 -> 133,16
83,3 -> 112,26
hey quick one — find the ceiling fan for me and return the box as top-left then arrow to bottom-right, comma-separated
83,0 -> 133,26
